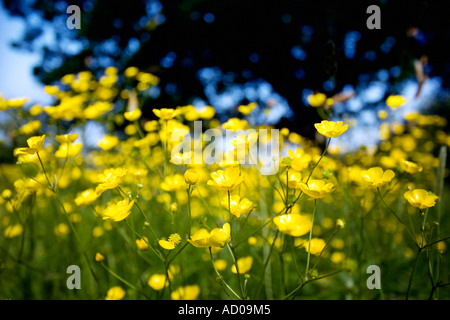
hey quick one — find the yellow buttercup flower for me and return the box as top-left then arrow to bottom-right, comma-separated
386,95 -> 407,109
124,66 -> 139,78
231,256 -> 253,274
184,169 -> 199,185
207,167 -> 244,192
188,223 -> 230,248
288,148 -> 312,172
222,118 -> 248,130
171,285 -> 201,300
152,108 -> 181,120
238,102 -> 257,115
55,143 -> 82,158
4,224 -> 23,238
95,252 -> 105,262
221,195 -> 253,218
55,133 -> 78,144
361,167 -> 395,187
307,92 -> 327,107
102,198 -> 134,222
187,229 -> 211,248
314,121 -> 348,138
19,120 -> 41,135
303,238 -> 326,255
273,213 -> 312,237
74,189 -> 98,206
95,168 -> 127,195
400,159 -> 423,174
136,237 -> 149,251
299,180 -> 335,199
209,223 -> 231,248
159,233 -> 182,250
404,189 -> 438,210
54,223 -> 70,236
161,174 -> 186,191
105,286 -> 126,300
15,134 -> 46,155
148,274 -> 167,290
281,170 -> 303,189
124,109 -> 142,121
98,135 -> 119,150
214,259 -> 228,271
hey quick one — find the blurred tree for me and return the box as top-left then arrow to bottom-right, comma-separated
2,0 -> 449,136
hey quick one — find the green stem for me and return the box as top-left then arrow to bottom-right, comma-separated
209,248 -> 242,300
37,152 -> 53,191
187,186 -> 192,238
226,243 -> 245,299
305,199 -> 317,279
256,229 -> 279,299
406,249 -> 421,300
377,187 -> 416,245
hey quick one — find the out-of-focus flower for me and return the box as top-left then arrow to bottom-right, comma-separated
404,189 -> 438,210
288,148 -> 312,172
171,285 -> 200,300
19,120 -> 41,135
98,135 -> 119,150
55,133 -> 78,144
386,95 -> 407,109
105,286 -> 126,300
102,198 -> 134,222
238,102 -> 257,115
336,219 -> 345,229
153,108 -> 181,120
4,224 -> 23,238
161,174 -> 185,191
222,118 -> 248,130
55,143 -> 82,158
231,256 -> 253,274
400,159 -> 423,174
273,213 -> 312,237
95,252 -> 105,262
361,167 -> 395,187
314,121 -> 348,138
207,167 -> 244,192
214,259 -> 228,271
124,109 -> 142,122
299,180 -> 335,199
281,170 -> 303,189
148,274 -> 167,290
136,237 -> 149,251
74,189 -> 98,206
307,92 -> 327,107
221,195 -> 253,218
124,66 -> 139,78
95,168 -> 127,195
54,223 -> 70,236
303,238 -> 326,255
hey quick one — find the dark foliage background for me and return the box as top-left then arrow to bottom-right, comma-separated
2,0 -> 449,136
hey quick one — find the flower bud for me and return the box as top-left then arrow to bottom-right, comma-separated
184,169 -> 199,185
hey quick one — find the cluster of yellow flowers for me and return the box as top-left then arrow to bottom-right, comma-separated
0,68 -> 448,300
